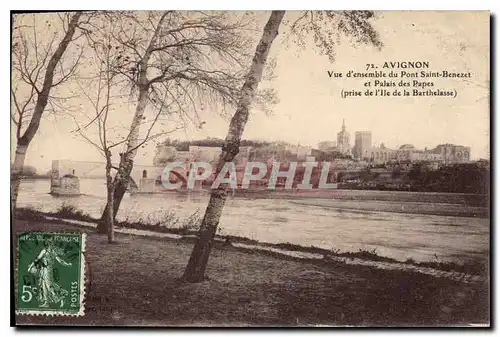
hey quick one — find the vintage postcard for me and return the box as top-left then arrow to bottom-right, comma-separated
11,10 -> 490,327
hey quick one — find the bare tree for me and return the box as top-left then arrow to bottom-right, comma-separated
182,10 -> 383,283
182,11 -> 286,282
79,11 -> 259,233
11,12 -> 87,211
73,17 -> 181,242
71,23 -> 122,243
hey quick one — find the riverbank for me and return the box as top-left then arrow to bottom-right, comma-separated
132,188 -> 489,218
290,199 -> 488,218
13,218 -> 489,326
15,207 -> 489,277
142,187 -> 488,207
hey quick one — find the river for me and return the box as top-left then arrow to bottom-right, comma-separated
17,178 -> 489,264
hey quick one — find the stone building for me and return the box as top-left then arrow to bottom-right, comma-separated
153,144 -> 178,166
370,143 -> 395,164
283,144 -> 312,160
50,160 -> 80,195
369,143 -> 471,166
353,131 -> 372,160
336,119 -> 351,155
395,144 -> 417,161
153,143 -> 255,169
189,145 -> 222,163
317,141 -> 337,151
432,144 -> 471,164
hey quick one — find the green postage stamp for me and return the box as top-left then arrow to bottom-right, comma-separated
16,232 -> 86,316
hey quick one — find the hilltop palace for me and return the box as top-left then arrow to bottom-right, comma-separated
318,119 -> 470,167
49,119 -> 472,195
153,120 -> 470,169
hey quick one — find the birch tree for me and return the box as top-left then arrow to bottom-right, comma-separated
182,11 -> 286,282
11,12 -> 89,211
182,10 -> 382,283
83,11 -> 257,232
73,19 -> 182,242
73,34 -> 118,243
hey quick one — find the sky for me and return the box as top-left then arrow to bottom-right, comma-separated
12,11 -> 490,172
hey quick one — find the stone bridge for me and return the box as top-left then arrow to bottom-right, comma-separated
50,159 -> 370,195
50,160 -> 193,195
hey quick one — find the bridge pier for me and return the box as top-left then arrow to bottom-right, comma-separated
139,178 -> 156,193
50,160 -> 80,196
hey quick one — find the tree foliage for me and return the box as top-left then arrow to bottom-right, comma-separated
284,11 -> 383,62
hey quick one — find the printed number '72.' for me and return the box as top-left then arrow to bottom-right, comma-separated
366,63 -> 376,70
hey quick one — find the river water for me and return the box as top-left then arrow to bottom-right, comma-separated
17,179 -> 489,264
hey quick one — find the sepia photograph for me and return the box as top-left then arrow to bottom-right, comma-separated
10,9 -> 490,327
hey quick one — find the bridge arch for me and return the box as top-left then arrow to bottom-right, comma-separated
163,170 -> 188,187
128,177 -> 139,192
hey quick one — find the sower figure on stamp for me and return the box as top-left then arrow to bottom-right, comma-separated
27,243 -> 72,308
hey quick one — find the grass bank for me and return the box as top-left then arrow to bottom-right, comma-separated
15,206 -> 489,277
13,218 -> 490,326
14,219 -> 490,326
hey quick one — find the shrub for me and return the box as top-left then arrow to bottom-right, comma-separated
15,206 -> 45,221
50,203 -> 94,222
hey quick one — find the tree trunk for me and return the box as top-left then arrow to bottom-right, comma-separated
182,11 -> 285,283
97,153 -> 134,232
11,12 -> 81,212
105,158 -> 115,243
98,85 -> 149,228
105,193 -> 115,243
97,14 -> 168,227
182,188 -> 227,279
11,143 -> 28,213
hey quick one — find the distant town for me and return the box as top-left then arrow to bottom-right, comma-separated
18,119 -> 489,195
155,119 -> 475,169
150,120 -> 488,194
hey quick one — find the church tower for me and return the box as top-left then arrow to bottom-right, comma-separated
336,119 -> 351,155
